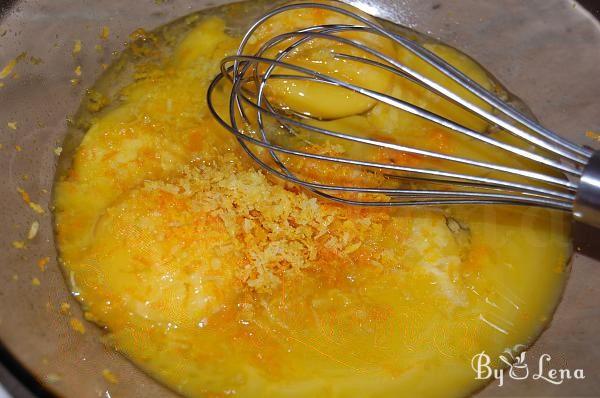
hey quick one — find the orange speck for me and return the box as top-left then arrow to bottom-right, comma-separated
100,26 -> 110,40
464,244 -> 490,272
12,241 -> 26,249
17,187 -> 31,203
69,318 -> 86,334
0,58 -> 17,79
102,369 -> 118,384
310,8 -> 328,25
187,129 -> 204,152
586,130 -> 600,143
17,187 -> 45,214
72,40 -> 82,55
60,302 -> 71,314
38,257 -> 50,272
29,202 -> 45,214
32,277 -> 41,286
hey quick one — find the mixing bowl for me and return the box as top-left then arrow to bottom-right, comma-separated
1,0 -> 599,397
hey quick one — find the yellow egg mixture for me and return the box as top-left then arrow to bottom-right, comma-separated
53,2 -> 571,397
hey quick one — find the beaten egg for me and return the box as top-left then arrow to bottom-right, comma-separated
53,1 -> 571,397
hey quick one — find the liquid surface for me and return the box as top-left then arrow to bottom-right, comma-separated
53,2 -> 571,397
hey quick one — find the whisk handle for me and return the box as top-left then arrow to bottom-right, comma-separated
574,151 -> 600,229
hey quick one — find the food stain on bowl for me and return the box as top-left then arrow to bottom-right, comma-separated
52,1 -> 571,397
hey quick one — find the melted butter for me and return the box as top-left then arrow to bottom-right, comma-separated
53,2 -> 571,397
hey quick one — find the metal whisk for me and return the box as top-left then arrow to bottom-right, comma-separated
207,1 -> 600,228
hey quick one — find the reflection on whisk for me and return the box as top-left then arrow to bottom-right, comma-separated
207,1 -> 600,228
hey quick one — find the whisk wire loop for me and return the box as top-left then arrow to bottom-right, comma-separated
207,1 -> 600,222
